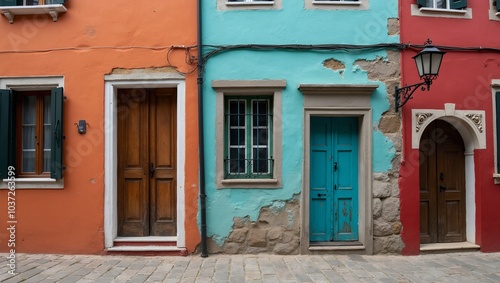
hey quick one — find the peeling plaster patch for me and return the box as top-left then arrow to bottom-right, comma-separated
387,18 -> 400,36
323,58 -> 346,76
109,66 -> 178,75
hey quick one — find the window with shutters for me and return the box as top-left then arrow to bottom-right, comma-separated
0,0 -> 68,23
417,0 -> 467,10
212,80 -> 285,189
489,1 -> 500,21
0,77 -> 64,189
412,0 -> 471,19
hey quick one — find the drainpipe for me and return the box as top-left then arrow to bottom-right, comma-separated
197,0 -> 209,258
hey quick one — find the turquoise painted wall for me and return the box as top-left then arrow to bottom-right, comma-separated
202,0 -> 399,245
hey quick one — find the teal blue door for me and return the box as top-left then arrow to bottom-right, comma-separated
310,117 -> 359,242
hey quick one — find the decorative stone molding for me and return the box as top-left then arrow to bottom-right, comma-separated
465,114 -> 483,133
411,104 -> 486,150
415,113 -> 433,132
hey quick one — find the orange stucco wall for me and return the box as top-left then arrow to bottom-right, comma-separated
0,1 -> 200,254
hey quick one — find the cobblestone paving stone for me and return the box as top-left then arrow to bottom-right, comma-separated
0,252 -> 499,282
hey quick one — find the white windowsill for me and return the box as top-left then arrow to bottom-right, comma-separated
0,178 -> 64,189
494,173 -> 500,184
221,178 -> 278,185
225,1 -> 274,6
0,4 -> 67,24
419,7 -> 467,15
312,1 -> 361,6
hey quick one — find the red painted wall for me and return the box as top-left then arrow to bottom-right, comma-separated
0,1 -> 200,254
400,1 -> 500,254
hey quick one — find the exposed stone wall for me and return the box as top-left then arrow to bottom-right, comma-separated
355,49 -> 404,254
210,196 -> 301,255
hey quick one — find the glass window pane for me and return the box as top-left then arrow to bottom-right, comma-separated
229,148 -> 246,173
43,95 -> 52,150
230,128 -> 246,146
22,126 -> 36,150
229,100 -> 246,127
23,96 -> 36,124
253,129 -> 268,146
43,150 -> 51,172
252,100 -> 268,126
22,150 -> 35,172
253,148 -> 269,173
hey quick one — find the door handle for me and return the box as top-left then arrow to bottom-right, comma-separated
439,184 -> 446,192
317,193 -> 326,197
150,163 -> 155,178
334,162 -> 338,171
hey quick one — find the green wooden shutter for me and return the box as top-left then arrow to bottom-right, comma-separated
450,0 -> 467,9
497,0 -> 500,10
0,0 -> 22,6
496,92 -> 500,173
50,87 -> 64,179
416,0 -> 427,8
0,89 -> 16,179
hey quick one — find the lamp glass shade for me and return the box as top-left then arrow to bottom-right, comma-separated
413,46 -> 445,78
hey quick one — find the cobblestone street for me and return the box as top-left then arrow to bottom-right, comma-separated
1,252 -> 500,282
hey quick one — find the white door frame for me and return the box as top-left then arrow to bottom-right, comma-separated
104,72 -> 186,248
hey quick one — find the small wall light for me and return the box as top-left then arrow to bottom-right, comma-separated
75,120 -> 87,134
395,39 -> 446,112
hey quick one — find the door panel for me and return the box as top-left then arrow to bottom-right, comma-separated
419,120 -> 465,244
118,88 -> 177,237
310,117 -> 358,242
310,117 -> 332,241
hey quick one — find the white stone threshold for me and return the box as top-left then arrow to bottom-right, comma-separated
309,245 -> 365,251
420,242 -> 480,252
107,246 -> 182,252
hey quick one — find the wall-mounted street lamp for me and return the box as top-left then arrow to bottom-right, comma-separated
395,39 -> 446,112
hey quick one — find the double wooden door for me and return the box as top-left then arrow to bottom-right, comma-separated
117,88 -> 177,237
310,117 -> 359,242
420,120 -> 466,243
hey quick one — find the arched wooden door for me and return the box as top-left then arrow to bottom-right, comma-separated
420,120 -> 466,244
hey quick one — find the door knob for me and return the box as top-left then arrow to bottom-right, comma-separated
150,163 -> 155,178
334,162 -> 338,171
439,184 -> 446,192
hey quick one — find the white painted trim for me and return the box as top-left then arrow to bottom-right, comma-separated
104,73 -> 186,249
411,4 -> 472,19
114,236 -> 177,242
218,0 -> 282,10
488,2 -> 500,21
107,246 -> 183,252
492,81 -> 500,183
412,105 -> 481,245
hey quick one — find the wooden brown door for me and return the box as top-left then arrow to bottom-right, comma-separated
117,88 -> 177,237
420,120 -> 466,244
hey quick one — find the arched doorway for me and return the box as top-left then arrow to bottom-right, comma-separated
419,120 -> 466,244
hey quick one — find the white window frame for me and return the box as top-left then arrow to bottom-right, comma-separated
213,80 -> 285,189
0,76 -> 64,189
306,0 -> 368,10
489,1 -> 500,21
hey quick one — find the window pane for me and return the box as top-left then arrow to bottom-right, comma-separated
253,148 -> 269,173
229,148 -> 246,173
253,129 -> 268,146
229,100 -> 246,127
230,128 -> 245,146
44,150 -> 51,172
22,126 -> 36,149
23,96 -> 36,124
252,100 -> 268,126
22,150 -> 35,172
43,95 -> 52,150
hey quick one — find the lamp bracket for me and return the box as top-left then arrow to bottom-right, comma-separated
394,80 -> 432,112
